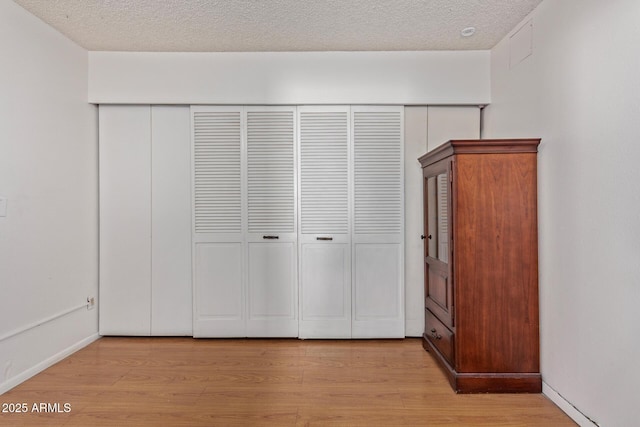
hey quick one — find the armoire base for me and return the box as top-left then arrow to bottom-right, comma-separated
422,337 -> 542,394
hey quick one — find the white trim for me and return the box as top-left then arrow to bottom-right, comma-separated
0,302 -> 88,343
543,382 -> 598,426
0,334 -> 99,395
88,51 -> 490,105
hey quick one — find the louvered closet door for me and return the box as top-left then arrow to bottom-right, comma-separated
191,106 -> 245,337
298,106 -> 351,338
351,106 -> 405,338
245,106 -> 298,337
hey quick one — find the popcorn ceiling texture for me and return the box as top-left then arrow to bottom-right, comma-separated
13,0 -> 542,52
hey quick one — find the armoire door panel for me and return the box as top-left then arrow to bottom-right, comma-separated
427,267 -> 448,310
422,158 -> 453,328
193,242 -> 244,337
299,242 -> 351,338
425,259 -> 453,328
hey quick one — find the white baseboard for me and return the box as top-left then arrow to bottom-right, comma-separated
543,381 -> 598,426
0,333 -> 99,395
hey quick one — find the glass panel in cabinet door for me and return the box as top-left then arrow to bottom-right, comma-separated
426,176 -> 438,258
436,173 -> 449,263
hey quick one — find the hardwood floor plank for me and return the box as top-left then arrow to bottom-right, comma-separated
0,337 -> 576,426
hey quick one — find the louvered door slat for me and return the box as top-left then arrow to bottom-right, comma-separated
247,110 -> 295,233
193,111 -> 242,233
353,111 -> 403,234
299,110 -> 349,235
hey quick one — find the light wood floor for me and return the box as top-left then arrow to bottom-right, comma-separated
1,337 -> 575,426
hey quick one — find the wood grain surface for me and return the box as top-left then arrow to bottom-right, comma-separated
0,337 -> 574,426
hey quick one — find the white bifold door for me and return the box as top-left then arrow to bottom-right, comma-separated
192,106 -> 298,337
351,106 -> 404,338
298,106 -> 352,338
298,106 -> 404,338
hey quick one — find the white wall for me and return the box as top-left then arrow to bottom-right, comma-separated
0,1 -> 98,393
88,51 -> 490,105
484,1 -> 640,425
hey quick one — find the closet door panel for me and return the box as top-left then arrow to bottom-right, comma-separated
352,242 -> 403,338
351,106 -> 405,338
193,242 -> 244,337
191,106 -> 245,337
246,107 -> 296,235
404,106 -> 429,337
299,108 -> 350,235
245,106 -> 298,337
99,105 -> 152,336
298,106 -> 351,338
299,242 -> 351,338
405,107 -> 480,337
192,107 -> 243,235
247,242 -> 297,337
352,108 -> 403,235
151,106 -> 192,336
426,106 -> 480,151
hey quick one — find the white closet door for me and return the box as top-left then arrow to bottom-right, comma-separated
426,106 -> 480,151
99,105 -> 152,336
298,106 -> 351,338
351,106 -> 405,338
404,106 -> 480,337
192,106 -> 246,337
151,106 -> 192,335
245,106 -> 298,337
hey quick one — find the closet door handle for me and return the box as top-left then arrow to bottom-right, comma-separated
263,235 -> 279,240
316,237 -> 333,241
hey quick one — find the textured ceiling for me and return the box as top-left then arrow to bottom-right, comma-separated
13,0 -> 543,52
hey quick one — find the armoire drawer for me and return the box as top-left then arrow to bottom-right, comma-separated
425,309 -> 454,365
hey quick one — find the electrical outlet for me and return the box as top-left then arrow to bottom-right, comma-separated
86,296 -> 95,310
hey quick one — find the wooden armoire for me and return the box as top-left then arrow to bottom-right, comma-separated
418,139 -> 542,393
